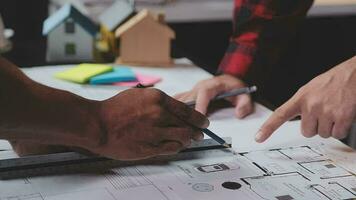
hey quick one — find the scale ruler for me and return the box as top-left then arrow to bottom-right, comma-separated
0,137 -> 232,179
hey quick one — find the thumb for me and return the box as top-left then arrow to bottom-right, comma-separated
232,94 -> 253,119
195,89 -> 220,115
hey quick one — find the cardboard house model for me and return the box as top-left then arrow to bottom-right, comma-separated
115,9 -> 175,67
43,4 -> 99,62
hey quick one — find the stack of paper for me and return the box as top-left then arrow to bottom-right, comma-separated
55,63 -> 162,86
55,63 -> 113,84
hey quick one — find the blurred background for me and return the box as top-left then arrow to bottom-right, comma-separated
0,0 -> 355,108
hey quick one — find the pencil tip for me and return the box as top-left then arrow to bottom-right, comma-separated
223,143 -> 231,148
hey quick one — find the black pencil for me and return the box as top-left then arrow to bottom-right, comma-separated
202,128 -> 231,148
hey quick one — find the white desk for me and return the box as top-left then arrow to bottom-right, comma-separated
1,59 -> 356,200
0,58 -> 351,152
0,59 -> 353,152
17,60 -> 306,151
136,0 -> 356,23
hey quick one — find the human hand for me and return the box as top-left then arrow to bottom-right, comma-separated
0,58 -> 208,160
174,74 -> 254,118
89,88 -> 209,160
8,88 -> 208,160
255,56 -> 356,143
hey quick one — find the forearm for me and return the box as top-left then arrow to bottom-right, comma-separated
333,55 -> 356,90
0,58 -> 103,149
219,0 -> 314,78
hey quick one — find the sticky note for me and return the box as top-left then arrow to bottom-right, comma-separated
113,73 -> 162,87
90,67 -> 136,84
55,63 -> 113,84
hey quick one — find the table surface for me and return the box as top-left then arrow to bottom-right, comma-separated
0,58 -> 352,154
136,0 -> 356,23
1,59 -> 356,199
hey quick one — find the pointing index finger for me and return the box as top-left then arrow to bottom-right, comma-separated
255,96 -> 301,143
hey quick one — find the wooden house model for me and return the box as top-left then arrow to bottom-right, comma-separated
115,9 -> 175,67
43,4 -> 99,62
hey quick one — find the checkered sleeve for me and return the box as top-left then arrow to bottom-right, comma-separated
218,0 -> 314,78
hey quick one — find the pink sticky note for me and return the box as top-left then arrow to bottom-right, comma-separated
113,73 -> 162,87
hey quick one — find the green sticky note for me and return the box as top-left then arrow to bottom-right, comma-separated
55,63 -> 113,84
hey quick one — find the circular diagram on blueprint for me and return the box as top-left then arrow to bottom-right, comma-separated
192,183 -> 214,192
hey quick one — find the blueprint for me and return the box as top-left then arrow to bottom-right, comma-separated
1,142 -> 356,200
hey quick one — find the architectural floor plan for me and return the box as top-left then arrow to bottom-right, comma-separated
1,143 -> 356,200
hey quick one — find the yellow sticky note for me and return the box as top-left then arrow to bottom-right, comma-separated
55,63 -> 113,84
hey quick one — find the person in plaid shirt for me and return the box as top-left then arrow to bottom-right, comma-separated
176,0 -> 356,142
176,0 -> 314,118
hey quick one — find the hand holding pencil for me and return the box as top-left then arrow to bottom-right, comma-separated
175,75 -> 257,148
175,74 -> 255,118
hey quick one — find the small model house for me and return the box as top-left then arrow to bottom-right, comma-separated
43,4 -> 99,62
0,14 -> 11,53
115,9 -> 175,67
99,0 -> 135,33
96,0 -> 135,59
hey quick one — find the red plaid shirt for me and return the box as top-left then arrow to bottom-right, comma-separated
218,0 -> 314,77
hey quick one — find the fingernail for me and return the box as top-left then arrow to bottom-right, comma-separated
236,106 -> 249,119
202,119 -> 210,128
198,133 -> 204,141
255,131 -> 264,143
236,111 -> 244,119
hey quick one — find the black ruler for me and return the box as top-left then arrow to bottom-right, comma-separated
0,137 -> 232,179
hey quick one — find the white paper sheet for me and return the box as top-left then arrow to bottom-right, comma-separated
1,143 -> 356,200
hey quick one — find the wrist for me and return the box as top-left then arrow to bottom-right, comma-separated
335,55 -> 356,74
216,74 -> 247,86
351,55 -> 356,69
27,86 -> 107,150
329,55 -> 356,86
65,97 -> 107,150
216,74 -> 237,82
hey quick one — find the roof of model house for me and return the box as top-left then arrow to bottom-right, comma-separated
115,9 -> 175,38
43,3 -> 98,36
98,0 -> 135,32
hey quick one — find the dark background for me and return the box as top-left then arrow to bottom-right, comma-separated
0,0 -> 48,67
1,0 -> 355,108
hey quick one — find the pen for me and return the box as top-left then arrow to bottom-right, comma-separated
185,86 -> 257,107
